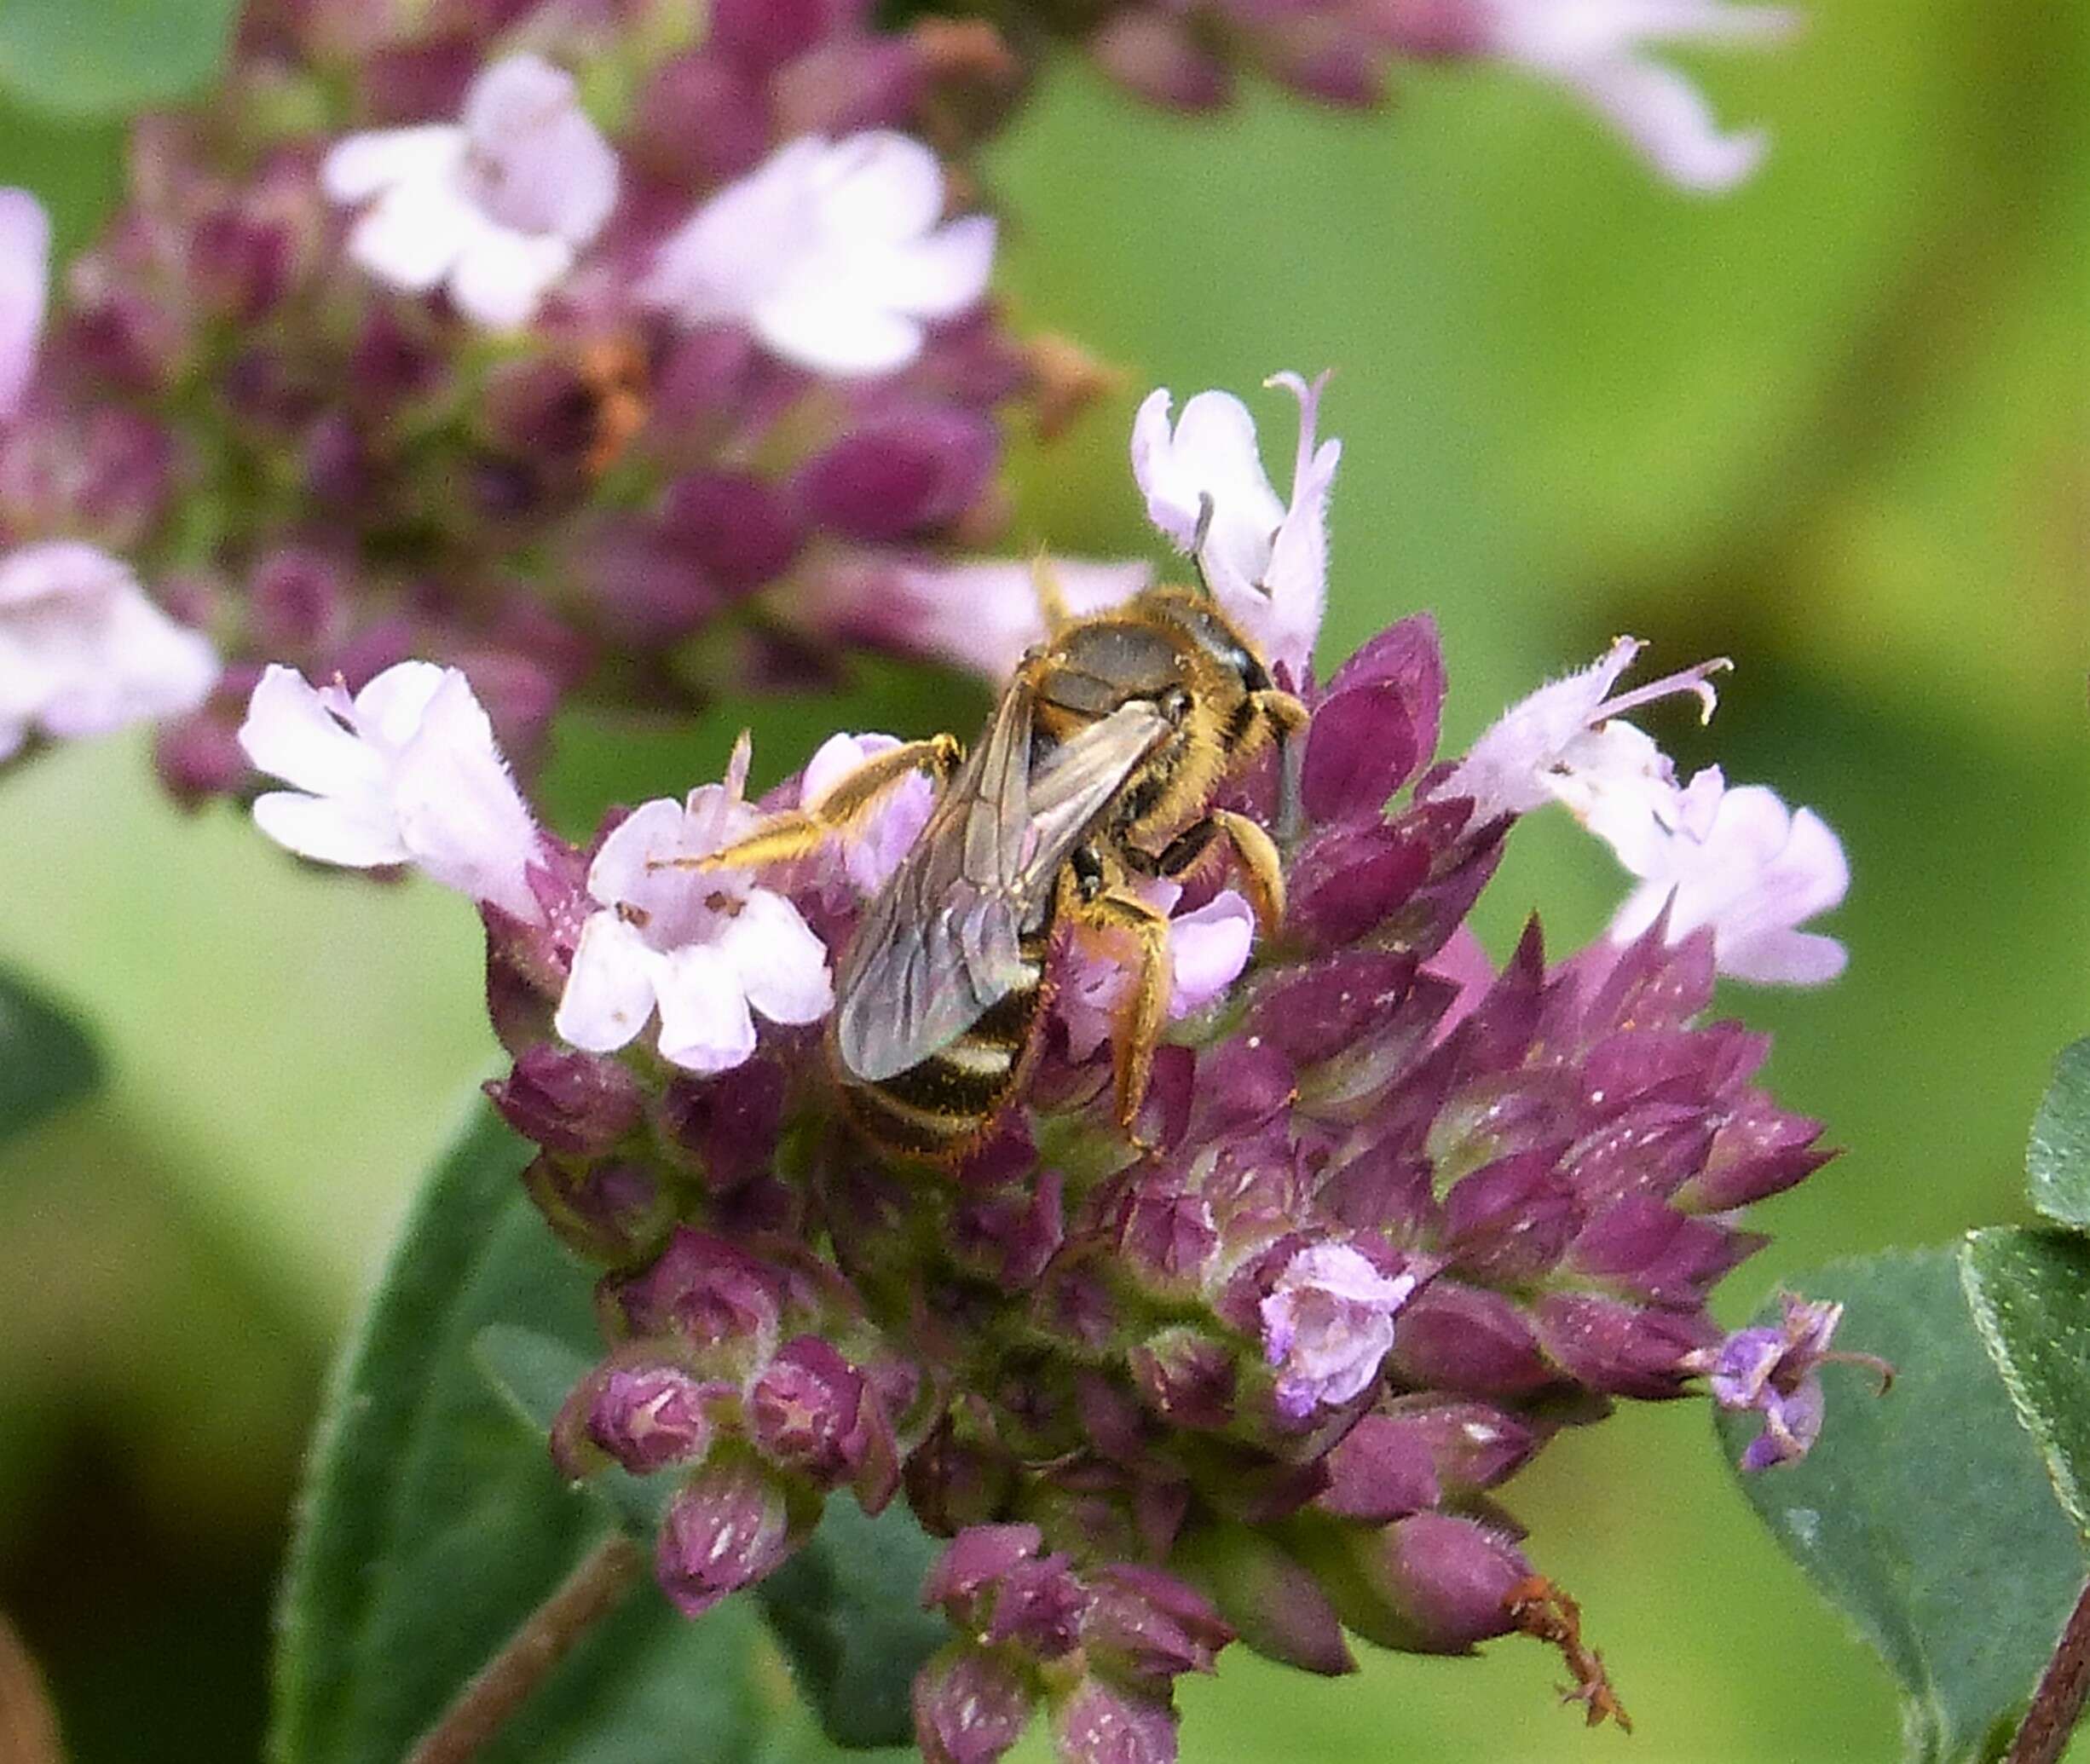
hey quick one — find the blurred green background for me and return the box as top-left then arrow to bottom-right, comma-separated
1,0 -> 2086,1756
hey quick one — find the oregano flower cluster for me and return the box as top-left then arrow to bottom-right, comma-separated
240,376 -> 1857,1762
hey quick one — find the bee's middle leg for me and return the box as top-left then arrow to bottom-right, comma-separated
1073,882 -> 1174,1134
661,735 -> 961,873
1146,810 -> 1286,936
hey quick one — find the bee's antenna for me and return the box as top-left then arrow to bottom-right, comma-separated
1189,493 -> 1216,598
1030,545 -> 1074,634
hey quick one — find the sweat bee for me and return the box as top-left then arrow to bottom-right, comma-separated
701,579 -> 1308,1160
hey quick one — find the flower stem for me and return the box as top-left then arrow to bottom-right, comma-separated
405,1532 -> 646,1764
2007,1577 -> 2090,1764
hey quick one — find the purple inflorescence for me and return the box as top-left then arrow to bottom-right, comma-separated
466,565 -> 1855,1758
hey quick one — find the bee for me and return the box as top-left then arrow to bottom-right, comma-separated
700,580 -> 1308,1160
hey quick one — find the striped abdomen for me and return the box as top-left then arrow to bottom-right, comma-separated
838,931 -> 1048,1160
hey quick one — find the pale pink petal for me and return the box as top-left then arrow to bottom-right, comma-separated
1166,890 -> 1256,1015
346,660 -> 448,751
753,283 -> 922,376
556,911 -> 661,1053
344,176 -> 474,294
851,215 -> 997,320
653,942 -> 759,1072
815,131 -> 945,243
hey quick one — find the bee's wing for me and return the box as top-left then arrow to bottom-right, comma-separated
834,692 -> 1169,1084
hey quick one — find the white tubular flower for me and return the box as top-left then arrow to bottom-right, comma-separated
239,660 -> 544,919
640,131 -> 996,377
827,555 -> 1154,682
1609,770 -> 1848,983
0,542 -> 217,761
555,737 -> 834,1074
1130,370 -> 1340,680
1432,636 -> 1728,828
1480,0 -> 1799,193
0,187 -> 49,422
322,54 -> 620,329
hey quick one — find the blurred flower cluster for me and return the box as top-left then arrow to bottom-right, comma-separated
242,375 -> 1855,1762
0,0 -> 1101,800
0,0 -> 1807,809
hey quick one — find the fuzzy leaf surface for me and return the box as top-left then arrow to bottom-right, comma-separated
1961,1226 -> 2090,1542
2029,1039 -> 2090,1229
0,0 -> 239,116
1716,1248 -> 2087,1764
477,1322 -> 946,1749
0,966 -> 99,1144
270,1101 -> 769,1764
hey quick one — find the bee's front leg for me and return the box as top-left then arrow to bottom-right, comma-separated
659,734 -> 962,873
1073,882 -> 1173,1140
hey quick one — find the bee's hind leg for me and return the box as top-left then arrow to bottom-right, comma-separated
657,734 -> 961,873
1075,885 -> 1174,1138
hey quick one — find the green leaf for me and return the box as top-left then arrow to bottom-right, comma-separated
476,1323 -> 946,1750
2029,1040 -> 2090,1229
1962,1227 -> 2090,1542
753,1496 -> 947,1751
0,965 -> 99,1144
1716,1248 -> 2088,1764
0,0 -> 239,118
270,1101 -> 771,1764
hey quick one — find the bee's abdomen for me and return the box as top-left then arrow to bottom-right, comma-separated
841,942 -> 1046,1159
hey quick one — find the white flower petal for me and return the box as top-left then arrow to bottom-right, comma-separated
814,131 -> 945,244
447,226 -> 574,330
239,664 -> 387,799
344,176 -> 475,294
390,670 -> 542,918
321,125 -> 464,204
251,787 -> 410,869
347,660 -> 448,751
721,890 -> 834,1025
557,911 -> 661,1053
851,215 -> 997,320
586,798 -> 693,909
0,186 -> 49,422
1553,54 -> 1769,193
653,942 -> 759,1072
753,282 -> 924,376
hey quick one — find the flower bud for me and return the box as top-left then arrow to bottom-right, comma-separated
1129,1327 -> 1237,1431
521,1155 -> 668,1264
657,1060 -> 787,1191
655,1456 -> 808,1617
1314,1512 -> 1533,1655
913,1645 -> 1033,1764
606,1226 -> 783,1361
658,469 -> 805,596
797,407 -> 998,542
1534,1293 -> 1717,1398
1050,1676 -> 1179,1764
632,53 -> 772,185
1081,1565 -> 1232,1685
748,1335 -> 898,1507
1172,1522 -> 1354,1676
925,1523 -> 1045,1624
1087,14 -> 1233,110
1382,1280 -> 1556,1397
154,708 -> 250,805
247,547 -> 346,657
582,1363 -> 716,1475
489,1046 -> 644,1156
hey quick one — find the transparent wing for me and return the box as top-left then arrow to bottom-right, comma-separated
834,694 -> 1169,1083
